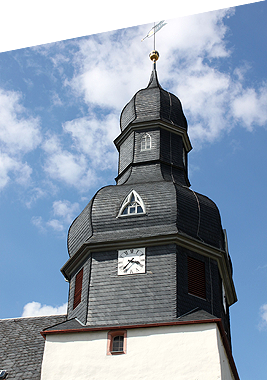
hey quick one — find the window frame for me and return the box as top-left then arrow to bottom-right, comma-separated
117,190 -> 146,217
141,133 -> 151,151
107,330 -> 127,355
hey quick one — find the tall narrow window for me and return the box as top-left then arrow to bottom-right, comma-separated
141,133 -> 151,151
118,190 -> 146,217
73,267 -> 83,310
188,256 -> 206,299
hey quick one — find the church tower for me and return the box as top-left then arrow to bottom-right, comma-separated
41,52 -> 239,380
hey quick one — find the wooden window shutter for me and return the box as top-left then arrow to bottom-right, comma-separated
73,268 -> 83,310
188,256 -> 206,299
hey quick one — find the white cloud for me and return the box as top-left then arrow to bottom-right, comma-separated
25,187 -> 47,208
63,9 -> 267,149
0,88 -> 41,154
42,110 -> 118,190
21,301 -> 67,317
52,199 -> 80,222
46,219 -> 65,232
32,199 -> 80,233
63,112 -> 118,169
0,88 -> 41,190
31,216 -> 47,233
231,86 -> 267,130
43,134 -> 96,189
259,304 -> 267,330
0,153 -> 32,190
69,10 -> 232,113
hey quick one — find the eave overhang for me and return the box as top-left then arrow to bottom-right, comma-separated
114,120 -> 193,153
61,230 -> 237,306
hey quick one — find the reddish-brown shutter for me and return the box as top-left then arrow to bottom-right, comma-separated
188,256 -> 206,299
73,268 -> 83,310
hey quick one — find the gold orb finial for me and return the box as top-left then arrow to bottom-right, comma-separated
149,50 -> 159,62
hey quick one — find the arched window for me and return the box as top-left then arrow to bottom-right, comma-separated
107,330 -> 127,355
118,190 -> 146,217
141,133 -> 151,151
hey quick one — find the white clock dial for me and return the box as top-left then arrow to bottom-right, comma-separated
118,248 -> 146,275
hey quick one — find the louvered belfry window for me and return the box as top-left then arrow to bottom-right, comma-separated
188,256 -> 206,299
73,267 -> 83,310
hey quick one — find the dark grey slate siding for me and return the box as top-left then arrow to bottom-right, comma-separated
68,200 -> 93,257
120,96 -> 136,131
124,163 -> 164,184
134,87 -> 160,123
197,192 -> 225,250
176,246 -> 231,345
160,163 -> 187,186
160,128 -> 170,163
160,129 -> 183,167
160,90 -> 187,130
89,181 -> 177,244
133,129 -> 160,163
120,69 -> 187,132
118,131 -> 134,174
0,315 -> 66,380
87,245 -> 177,325
67,257 -> 92,324
117,127 -> 189,186
116,167 -> 132,185
175,184 -> 225,250
67,180 -> 225,254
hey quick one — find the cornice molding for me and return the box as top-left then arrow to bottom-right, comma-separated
114,120 -> 193,153
61,231 -> 237,306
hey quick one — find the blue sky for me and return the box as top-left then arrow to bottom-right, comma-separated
0,2 -> 267,379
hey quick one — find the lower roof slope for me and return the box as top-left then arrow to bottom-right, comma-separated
0,315 -> 66,380
43,309 -> 221,332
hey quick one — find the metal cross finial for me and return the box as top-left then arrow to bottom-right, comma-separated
141,20 -> 167,43
141,20 -> 167,66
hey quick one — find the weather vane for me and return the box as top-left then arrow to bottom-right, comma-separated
141,20 -> 167,64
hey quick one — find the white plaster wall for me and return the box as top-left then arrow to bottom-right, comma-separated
41,323 -> 235,380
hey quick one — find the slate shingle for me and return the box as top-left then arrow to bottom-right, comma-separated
0,315 -> 66,380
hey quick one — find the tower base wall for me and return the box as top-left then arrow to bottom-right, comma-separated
41,322 -> 237,380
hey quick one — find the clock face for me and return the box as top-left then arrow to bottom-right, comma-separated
118,248 -> 146,275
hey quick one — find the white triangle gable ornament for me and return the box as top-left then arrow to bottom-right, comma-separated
117,190 -> 146,217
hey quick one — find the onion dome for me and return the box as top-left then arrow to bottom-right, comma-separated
120,68 -> 188,132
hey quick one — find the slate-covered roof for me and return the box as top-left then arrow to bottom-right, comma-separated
67,67 -> 224,259
67,179 -> 225,257
0,315 -> 66,380
120,69 -> 188,131
43,309 -> 218,333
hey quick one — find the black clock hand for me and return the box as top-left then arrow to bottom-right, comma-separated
123,258 -> 134,270
132,260 -> 144,267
